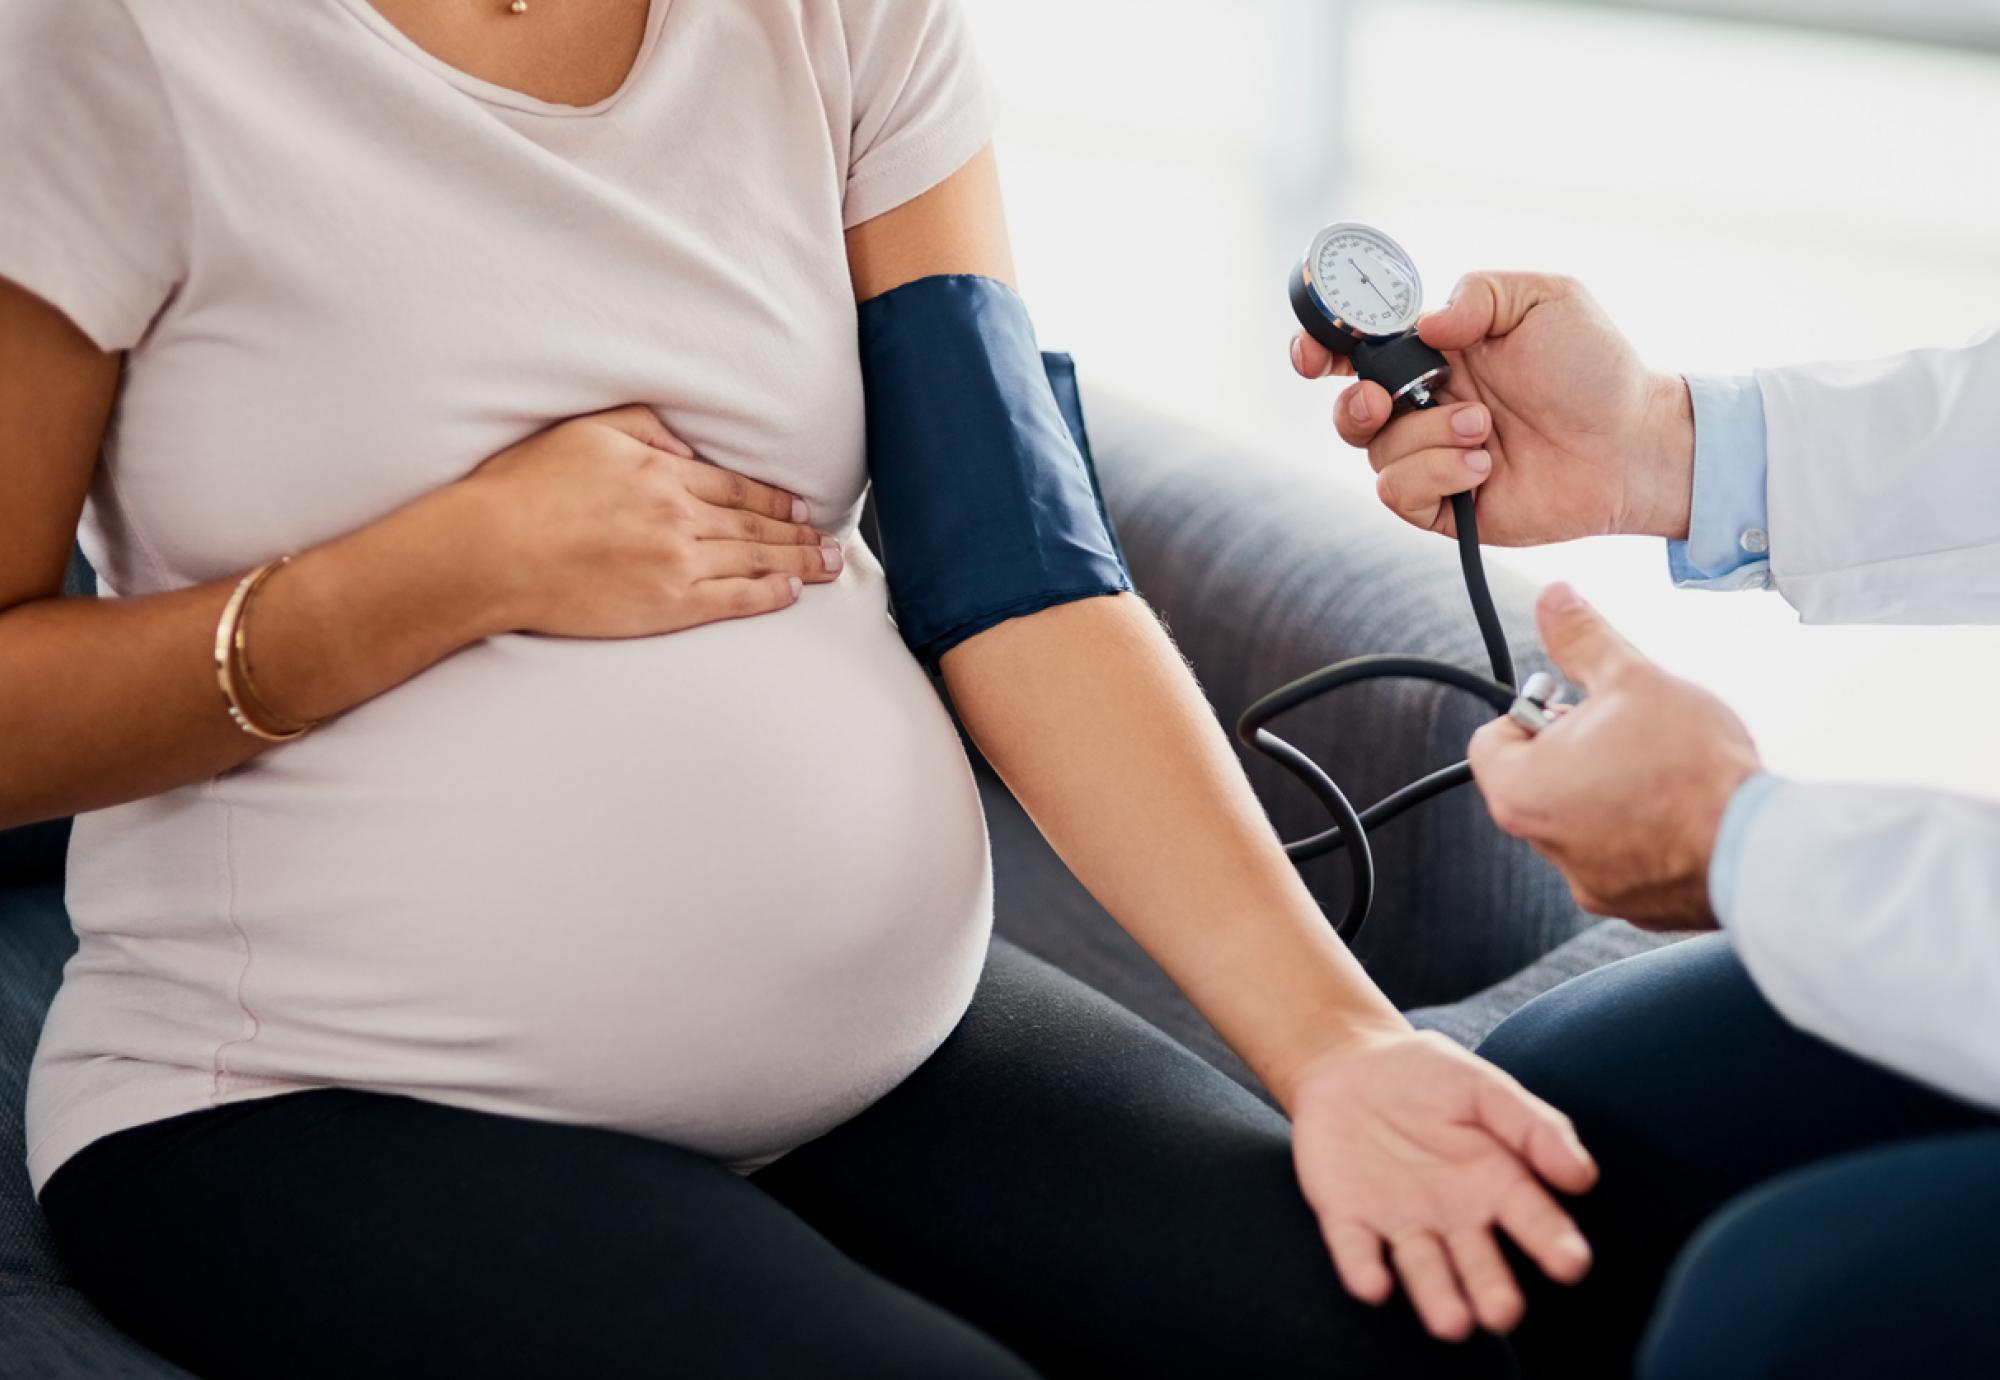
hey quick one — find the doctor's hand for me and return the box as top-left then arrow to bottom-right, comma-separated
1290,272 -> 1695,546
1289,1028 -> 1598,1341
1469,583 -> 1761,928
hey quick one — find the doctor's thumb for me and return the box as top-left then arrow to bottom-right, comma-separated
1418,270 -> 1566,352
1534,583 -> 1638,690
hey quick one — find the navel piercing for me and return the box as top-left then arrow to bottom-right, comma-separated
508,0 -> 528,13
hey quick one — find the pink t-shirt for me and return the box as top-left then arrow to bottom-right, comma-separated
2,0 -> 1001,1192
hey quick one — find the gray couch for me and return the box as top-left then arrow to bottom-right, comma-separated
0,391 -> 1665,1377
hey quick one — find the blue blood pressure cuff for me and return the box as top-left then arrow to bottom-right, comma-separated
860,274 -> 1132,666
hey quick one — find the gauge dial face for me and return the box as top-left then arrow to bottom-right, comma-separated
1307,223 -> 1423,339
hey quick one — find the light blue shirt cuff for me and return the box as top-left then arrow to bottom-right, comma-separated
1708,771 -> 1785,926
1666,374 -> 1772,591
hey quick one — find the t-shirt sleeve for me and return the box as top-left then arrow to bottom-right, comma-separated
837,0 -> 997,230
0,0 -> 188,352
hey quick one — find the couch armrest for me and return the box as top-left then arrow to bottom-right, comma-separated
1081,390 -> 1589,1009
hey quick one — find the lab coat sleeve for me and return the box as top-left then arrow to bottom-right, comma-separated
1712,774 -> 2000,1112
1756,327 -> 2000,624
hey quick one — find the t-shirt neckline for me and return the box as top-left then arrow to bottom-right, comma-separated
330,0 -> 673,119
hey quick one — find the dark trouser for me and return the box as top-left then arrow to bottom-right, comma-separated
41,937 -> 1510,1380
1478,933 -> 2000,1380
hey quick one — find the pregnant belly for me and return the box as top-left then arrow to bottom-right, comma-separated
73,557 -> 993,1164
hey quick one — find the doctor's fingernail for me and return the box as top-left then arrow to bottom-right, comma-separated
1451,406 -> 1487,438
1464,449 -> 1492,475
1290,336 -> 1305,373
791,497 -> 810,523
820,537 -> 843,573
1348,389 -> 1372,422
1543,582 -> 1585,612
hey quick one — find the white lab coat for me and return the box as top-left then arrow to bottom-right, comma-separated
1720,328 -> 2000,1111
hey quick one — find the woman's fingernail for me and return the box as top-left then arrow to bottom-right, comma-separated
1452,406 -> 1488,438
820,538 -> 843,573
791,497 -> 810,523
1559,1233 -> 1591,1261
1465,449 -> 1492,475
1348,390 -> 1371,422
788,576 -> 803,598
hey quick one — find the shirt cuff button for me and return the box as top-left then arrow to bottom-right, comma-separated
1739,528 -> 1770,555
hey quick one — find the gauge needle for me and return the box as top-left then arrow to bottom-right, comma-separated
1349,257 -> 1398,313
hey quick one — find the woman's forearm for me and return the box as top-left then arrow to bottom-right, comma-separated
0,480 -> 513,829
940,593 -> 1409,1112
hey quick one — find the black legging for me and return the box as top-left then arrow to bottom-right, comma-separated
41,938 -> 1512,1380
1479,933 -> 2000,1380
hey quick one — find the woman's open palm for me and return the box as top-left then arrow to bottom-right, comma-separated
1289,1030 -> 1599,1341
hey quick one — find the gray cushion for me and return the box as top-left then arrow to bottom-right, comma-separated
1408,920 -> 1683,1048
0,885 -> 71,1284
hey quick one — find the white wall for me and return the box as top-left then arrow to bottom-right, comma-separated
963,0 -> 2000,799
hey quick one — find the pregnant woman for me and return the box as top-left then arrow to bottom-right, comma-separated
1,1 -> 1595,1375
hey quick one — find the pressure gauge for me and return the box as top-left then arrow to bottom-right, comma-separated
1301,222 -> 1423,341
1289,220 -> 1450,411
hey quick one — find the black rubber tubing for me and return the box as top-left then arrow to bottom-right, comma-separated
1236,451 -> 1519,944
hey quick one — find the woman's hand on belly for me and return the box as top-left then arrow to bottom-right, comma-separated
0,288 -> 839,829
461,406 -> 841,639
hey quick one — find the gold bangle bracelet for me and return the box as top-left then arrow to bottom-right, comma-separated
214,557 -> 314,743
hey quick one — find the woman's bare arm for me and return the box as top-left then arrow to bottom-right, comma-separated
0,281 -> 525,826
847,149 -> 1600,1340
0,279 -> 833,830
848,148 -> 1400,1095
